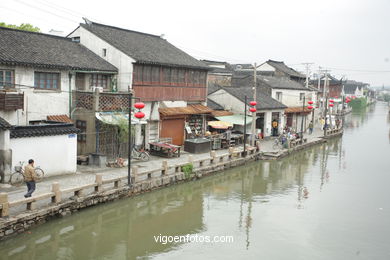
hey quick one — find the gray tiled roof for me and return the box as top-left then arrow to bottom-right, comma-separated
0,116 -> 12,130
266,60 -> 305,78
207,98 -> 224,110
343,80 -> 368,94
343,84 -> 362,94
0,26 -> 117,72
258,76 -> 309,91
208,83 -> 222,95
218,86 -> 287,110
80,23 -> 209,69
10,123 -> 80,138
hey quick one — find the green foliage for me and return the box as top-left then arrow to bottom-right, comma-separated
117,119 -> 134,143
0,22 -> 40,32
349,97 -> 367,109
383,93 -> 390,102
181,163 -> 193,178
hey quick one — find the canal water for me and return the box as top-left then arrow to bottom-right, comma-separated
1,103 -> 389,260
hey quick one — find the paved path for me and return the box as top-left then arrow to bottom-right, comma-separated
1,124 -> 329,216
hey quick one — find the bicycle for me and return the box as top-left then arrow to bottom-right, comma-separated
8,161 -> 45,184
272,134 -> 286,149
272,138 -> 281,149
132,146 -> 150,162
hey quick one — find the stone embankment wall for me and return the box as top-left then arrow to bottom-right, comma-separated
0,131 -> 343,241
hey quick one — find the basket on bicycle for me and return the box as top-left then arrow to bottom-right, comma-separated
14,165 -> 22,172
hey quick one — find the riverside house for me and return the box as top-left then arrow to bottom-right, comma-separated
0,26 -> 116,179
68,21 -> 211,147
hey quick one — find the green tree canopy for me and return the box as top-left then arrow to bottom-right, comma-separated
0,22 -> 40,32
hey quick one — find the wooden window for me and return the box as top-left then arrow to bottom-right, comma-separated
0,70 -> 14,88
90,74 -> 109,90
178,69 -> 185,83
34,72 -> 60,90
171,68 -> 178,83
151,66 -> 160,83
163,67 -> 171,83
76,120 -> 87,142
193,71 -> 200,84
188,70 -> 195,84
142,66 -> 151,83
276,92 -> 282,101
133,65 -> 141,83
199,71 -> 207,85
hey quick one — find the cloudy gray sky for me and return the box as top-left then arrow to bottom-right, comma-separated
1,0 -> 389,86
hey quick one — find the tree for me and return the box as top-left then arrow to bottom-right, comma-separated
0,22 -> 40,32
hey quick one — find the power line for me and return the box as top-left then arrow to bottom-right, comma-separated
14,0 -> 79,24
0,5 -> 66,29
322,66 -> 390,73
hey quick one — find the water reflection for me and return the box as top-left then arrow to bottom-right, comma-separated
0,137 -> 345,259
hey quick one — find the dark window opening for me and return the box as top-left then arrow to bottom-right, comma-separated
34,72 -> 60,90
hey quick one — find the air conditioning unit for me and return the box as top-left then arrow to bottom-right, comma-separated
91,86 -> 103,93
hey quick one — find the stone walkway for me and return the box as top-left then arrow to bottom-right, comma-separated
1,125 -> 328,216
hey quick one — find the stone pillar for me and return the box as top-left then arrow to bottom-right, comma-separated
95,174 -> 102,192
51,182 -> 61,203
162,160 -> 168,175
0,130 -> 12,183
135,124 -> 142,146
0,192 -> 9,217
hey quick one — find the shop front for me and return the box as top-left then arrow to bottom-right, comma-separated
158,104 -> 213,146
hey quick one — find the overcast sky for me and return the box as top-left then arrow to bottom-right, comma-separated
1,0 -> 389,86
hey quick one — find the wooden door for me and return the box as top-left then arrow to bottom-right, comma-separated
76,73 -> 85,90
160,118 -> 185,146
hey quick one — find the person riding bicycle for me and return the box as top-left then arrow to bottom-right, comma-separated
24,159 -> 37,198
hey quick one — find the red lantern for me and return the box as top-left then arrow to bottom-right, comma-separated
249,107 -> 256,113
346,99 -> 350,103
134,111 -> 145,119
307,105 -> 313,110
249,101 -> 257,106
308,101 -> 314,105
134,102 -> 145,109
329,103 -> 334,107
329,99 -> 334,103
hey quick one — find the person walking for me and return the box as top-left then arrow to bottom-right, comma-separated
24,159 -> 36,198
308,121 -> 314,134
272,120 -> 278,136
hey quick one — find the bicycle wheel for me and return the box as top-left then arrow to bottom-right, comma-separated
35,168 -> 45,181
140,152 -> 150,162
10,172 -> 24,184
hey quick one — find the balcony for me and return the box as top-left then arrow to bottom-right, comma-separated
0,92 -> 24,111
73,91 -> 129,111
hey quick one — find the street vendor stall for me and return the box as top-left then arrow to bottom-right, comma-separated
184,138 -> 211,153
149,141 -> 181,158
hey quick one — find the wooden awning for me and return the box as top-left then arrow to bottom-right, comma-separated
211,110 -> 234,117
159,104 -> 213,116
47,115 -> 73,123
284,106 -> 312,114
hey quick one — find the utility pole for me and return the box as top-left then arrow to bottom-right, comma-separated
251,63 -> 257,146
302,62 -> 314,89
244,95 -> 247,156
322,70 -> 329,117
300,95 -> 306,138
317,67 -> 322,114
128,91 -> 133,187
341,95 -> 345,129
323,96 -> 328,137
302,63 -> 313,138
